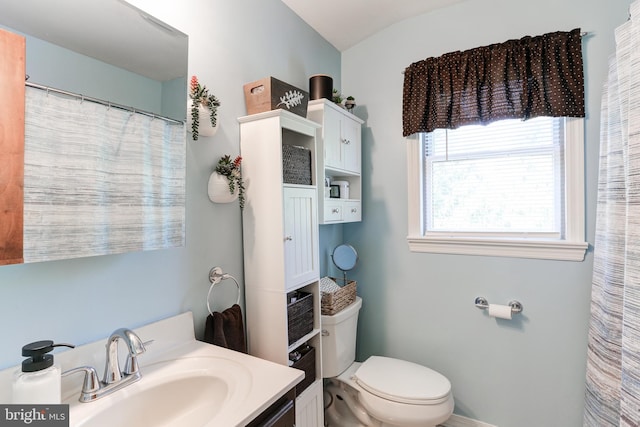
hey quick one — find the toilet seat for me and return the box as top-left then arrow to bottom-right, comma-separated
330,360 -> 455,427
354,356 -> 451,405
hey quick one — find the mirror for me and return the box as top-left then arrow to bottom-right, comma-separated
0,0 -> 188,265
331,244 -> 358,285
0,0 -> 188,120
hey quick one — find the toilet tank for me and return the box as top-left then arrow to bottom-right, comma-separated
321,296 -> 362,378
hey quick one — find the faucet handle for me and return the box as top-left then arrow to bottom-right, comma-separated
124,339 -> 154,376
124,354 -> 140,376
62,366 -> 100,402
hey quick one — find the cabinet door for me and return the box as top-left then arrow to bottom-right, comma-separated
341,116 -> 361,174
283,187 -> 319,291
295,381 -> 324,427
323,106 -> 342,170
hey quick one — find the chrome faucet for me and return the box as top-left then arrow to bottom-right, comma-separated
63,328 -> 147,402
103,328 -> 146,384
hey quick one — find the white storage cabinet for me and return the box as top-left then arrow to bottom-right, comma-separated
239,110 -> 324,427
307,99 -> 364,224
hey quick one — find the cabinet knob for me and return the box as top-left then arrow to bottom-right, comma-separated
285,235 -> 293,241
351,208 -> 357,213
332,208 -> 340,214
341,138 -> 351,145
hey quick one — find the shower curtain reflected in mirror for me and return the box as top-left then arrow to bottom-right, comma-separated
584,1 -> 640,425
23,86 -> 186,263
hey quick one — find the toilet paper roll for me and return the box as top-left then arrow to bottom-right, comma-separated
488,304 -> 512,320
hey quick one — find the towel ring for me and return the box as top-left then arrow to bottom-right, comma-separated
207,266 -> 240,316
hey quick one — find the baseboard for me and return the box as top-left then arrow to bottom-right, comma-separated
441,414 -> 497,427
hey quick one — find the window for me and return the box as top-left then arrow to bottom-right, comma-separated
426,117 -> 563,235
406,117 -> 588,261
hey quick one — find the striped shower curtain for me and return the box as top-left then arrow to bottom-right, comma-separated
584,1 -> 640,425
23,87 -> 186,263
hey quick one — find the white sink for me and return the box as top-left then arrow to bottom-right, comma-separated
0,313 -> 303,427
70,356 -> 252,427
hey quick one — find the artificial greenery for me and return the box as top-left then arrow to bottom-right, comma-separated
190,75 -> 221,141
345,96 -> 356,111
215,155 -> 245,209
332,88 -> 344,104
332,89 -> 356,110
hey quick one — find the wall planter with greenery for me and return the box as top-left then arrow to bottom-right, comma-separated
208,155 -> 245,208
188,75 -> 221,140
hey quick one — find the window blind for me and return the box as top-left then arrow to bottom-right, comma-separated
423,117 -> 564,235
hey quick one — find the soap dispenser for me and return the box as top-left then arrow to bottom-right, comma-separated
12,340 -> 74,404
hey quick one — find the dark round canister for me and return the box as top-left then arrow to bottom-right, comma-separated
309,74 -> 333,100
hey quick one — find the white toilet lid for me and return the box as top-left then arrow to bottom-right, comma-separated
354,356 -> 451,405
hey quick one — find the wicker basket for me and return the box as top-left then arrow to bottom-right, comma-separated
282,144 -> 312,185
287,291 -> 314,345
321,279 -> 357,315
291,344 -> 316,396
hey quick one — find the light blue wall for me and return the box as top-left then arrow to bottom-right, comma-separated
13,29 -> 163,114
341,0 -> 632,426
0,0 -> 340,370
3,22 -> 187,122
2,0 -> 629,424
319,225 -> 345,278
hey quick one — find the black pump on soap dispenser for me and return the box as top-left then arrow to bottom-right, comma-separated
21,341 -> 74,372
12,340 -> 75,404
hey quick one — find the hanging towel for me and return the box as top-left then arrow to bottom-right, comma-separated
204,304 -> 247,353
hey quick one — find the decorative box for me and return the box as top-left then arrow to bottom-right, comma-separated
243,77 -> 309,117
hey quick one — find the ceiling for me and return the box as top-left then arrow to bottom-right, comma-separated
0,0 -> 187,82
0,0 -> 463,79
280,0 -> 466,51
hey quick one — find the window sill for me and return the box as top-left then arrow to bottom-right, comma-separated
406,235 -> 589,261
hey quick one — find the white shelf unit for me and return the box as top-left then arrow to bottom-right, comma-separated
307,99 -> 364,224
239,109 -> 324,427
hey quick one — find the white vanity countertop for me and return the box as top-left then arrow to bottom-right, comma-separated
0,312 -> 303,427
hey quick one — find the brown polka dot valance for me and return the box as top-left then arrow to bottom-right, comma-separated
402,28 -> 585,137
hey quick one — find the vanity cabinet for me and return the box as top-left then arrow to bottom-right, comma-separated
247,389 -> 296,427
240,110 -> 324,427
307,99 -> 364,224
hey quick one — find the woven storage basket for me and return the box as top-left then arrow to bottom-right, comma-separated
321,279 -> 357,316
291,345 -> 316,396
287,291 -> 314,345
282,144 -> 312,185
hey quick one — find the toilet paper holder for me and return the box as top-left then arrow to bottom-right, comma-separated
474,297 -> 523,314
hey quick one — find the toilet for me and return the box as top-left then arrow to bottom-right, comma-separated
322,297 -> 454,427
